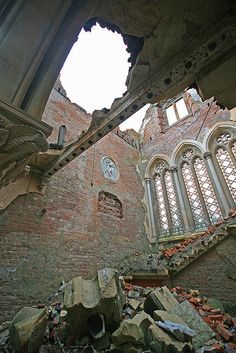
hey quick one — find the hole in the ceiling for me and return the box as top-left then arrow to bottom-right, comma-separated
60,23 -> 137,114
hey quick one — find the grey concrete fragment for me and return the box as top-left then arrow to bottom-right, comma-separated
171,300 -> 215,348
144,286 -> 178,315
9,307 -> 47,353
129,299 -> 140,310
112,321 -> 144,345
130,312 -> 155,345
156,320 -> 195,342
153,310 -> 187,325
148,324 -> 195,353
63,268 -> 125,336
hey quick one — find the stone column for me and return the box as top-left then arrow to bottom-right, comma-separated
171,166 -> 191,233
203,152 -> 229,216
144,178 -> 157,243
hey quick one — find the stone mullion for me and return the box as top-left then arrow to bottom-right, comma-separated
151,177 -> 162,237
179,162 -> 198,233
203,151 -> 230,216
228,142 -> 236,170
173,103 -> 180,121
144,178 -> 157,243
214,147 -> 235,208
171,166 -> 191,234
191,158 -> 211,226
161,171 -> 173,235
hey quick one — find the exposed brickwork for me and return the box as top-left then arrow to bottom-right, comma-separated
97,191 -> 123,218
141,96 -> 230,159
0,89 -> 148,322
170,235 -> 236,315
0,87 -> 235,322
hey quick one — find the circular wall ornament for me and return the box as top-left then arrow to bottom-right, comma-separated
101,157 -> 119,182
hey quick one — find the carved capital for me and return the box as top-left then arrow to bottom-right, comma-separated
171,166 -> 178,173
203,151 -> 212,160
0,125 -> 48,188
144,177 -> 151,183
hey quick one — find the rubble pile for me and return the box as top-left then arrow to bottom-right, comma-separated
118,210 -> 236,276
1,269 -> 236,353
163,209 -> 236,272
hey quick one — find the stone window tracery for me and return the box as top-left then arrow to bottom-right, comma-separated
182,161 -> 207,230
155,175 -> 169,236
154,162 -> 183,237
213,130 -> 236,203
164,171 -> 183,233
216,148 -> 236,202
148,127 -> 236,241
231,141 -> 236,158
194,158 -> 222,223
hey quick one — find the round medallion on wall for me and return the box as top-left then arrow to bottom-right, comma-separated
101,157 -> 119,182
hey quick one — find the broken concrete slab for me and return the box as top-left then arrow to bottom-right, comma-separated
63,268 -> 125,337
148,323 -> 195,353
112,320 -> 144,346
156,320 -> 195,342
9,307 -> 47,353
129,312 -> 155,346
153,310 -> 187,326
129,299 -> 140,310
144,286 -> 179,315
171,300 -> 215,348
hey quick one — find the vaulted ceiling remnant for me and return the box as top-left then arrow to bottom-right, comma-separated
0,0 -> 236,191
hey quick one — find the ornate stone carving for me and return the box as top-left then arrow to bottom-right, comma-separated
0,125 -> 48,188
183,148 -> 194,161
101,157 -> 119,182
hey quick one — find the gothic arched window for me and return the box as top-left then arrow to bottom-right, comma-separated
193,158 -> 222,223
154,161 -> 183,237
215,132 -> 236,202
180,147 -> 222,230
181,155 -> 207,230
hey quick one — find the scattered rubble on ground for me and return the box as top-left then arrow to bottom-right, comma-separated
1,268 -> 236,353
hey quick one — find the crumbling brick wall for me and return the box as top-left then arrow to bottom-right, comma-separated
170,235 -> 236,315
141,97 -> 230,160
0,89 -> 148,322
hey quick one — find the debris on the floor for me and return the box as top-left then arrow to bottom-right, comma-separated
9,307 -> 47,353
63,268 -> 125,337
1,267 -> 236,353
171,299 -> 215,348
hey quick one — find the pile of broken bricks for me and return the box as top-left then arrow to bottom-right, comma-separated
162,209 -> 236,272
0,268 -> 236,353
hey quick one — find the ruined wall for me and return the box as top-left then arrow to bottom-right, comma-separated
141,95 -> 230,160
0,88 -> 148,322
170,235 -> 236,315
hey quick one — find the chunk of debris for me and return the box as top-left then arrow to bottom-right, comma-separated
63,268 -> 125,337
9,307 -> 47,353
112,312 -> 154,349
156,320 -> 195,343
171,300 -> 215,348
112,320 -> 144,346
153,310 -> 187,325
144,286 -> 179,315
148,323 -> 195,353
